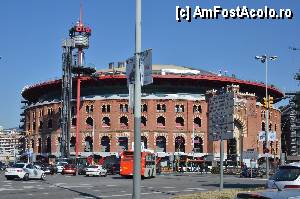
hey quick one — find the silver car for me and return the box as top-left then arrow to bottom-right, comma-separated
266,162 -> 300,190
236,189 -> 300,199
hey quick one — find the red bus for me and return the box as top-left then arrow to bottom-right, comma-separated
120,150 -> 156,178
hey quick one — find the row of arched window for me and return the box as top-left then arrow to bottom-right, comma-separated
32,135 -> 204,154
79,116 -> 202,128
261,122 -> 277,131
30,115 -> 203,130
30,104 -> 203,121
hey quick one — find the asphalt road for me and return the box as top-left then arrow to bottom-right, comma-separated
0,172 -> 267,199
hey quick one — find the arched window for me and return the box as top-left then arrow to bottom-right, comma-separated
197,105 -> 202,113
275,124 -> 277,131
90,105 -> 94,112
39,121 -> 43,130
70,136 -> 76,152
194,117 -> 201,128
102,117 -> 110,127
38,138 -> 41,153
101,136 -> 110,152
86,105 -> 90,113
120,104 -> 129,112
33,122 -> 36,130
48,119 -> 53,129
72,118 -> 76,126
46,137 -> 51,153
118,137 -> 128,151
84,136 -> 93,152
156,136 -> 166,152
194,137 -> 203,153
175,105 -> 184,112
157,104 -> 166,112
193,105 -> 201,113
162,104 -> 166,112
31,139 -> 35,150
175,117 -> 184,127
86,117 -> 94,128
142,104 -> 148,112
157,116 -> 165,127
102,105 -> 106,112
141,116 -> 147,127
269,123 -> 272,131
120,116 -> 128,127
156,104 -> 161,111
57,137 -> 61,152
175,136 -> 185,152
179,105 -> 184,112
227,138 -> 237,161
262,122 -> 266,131
71,106 -> 75,115
175,105 -> 180,113
141,136 -> 147,149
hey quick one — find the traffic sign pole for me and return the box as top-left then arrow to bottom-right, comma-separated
220,139 -> 224,191
133,0 -> 141,198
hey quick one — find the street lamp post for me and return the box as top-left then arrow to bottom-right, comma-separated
255,54 -> 277,180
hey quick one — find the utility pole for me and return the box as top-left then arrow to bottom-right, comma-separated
255,54 -> 278,180
220,139 -> 224,191
61,39 -> 74,159
133,0 -> 142,198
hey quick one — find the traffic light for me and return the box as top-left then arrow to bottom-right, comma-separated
263,97 -> 268,109
269,96 -> 274,109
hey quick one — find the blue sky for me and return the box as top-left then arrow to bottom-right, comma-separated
0,0 -> 299,128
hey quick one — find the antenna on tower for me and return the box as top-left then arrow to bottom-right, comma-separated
79,0 -> 83,26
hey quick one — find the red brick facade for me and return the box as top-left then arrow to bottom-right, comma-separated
25,89 -> 281,159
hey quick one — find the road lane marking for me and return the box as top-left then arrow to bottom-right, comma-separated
186,187 -> 207,190
98,191 -> 162,198
162,186 -> 176,189
22,181 -> 38,184
0,188 -> 24,192
106,185 -> 117,187
24,186 -> 35,189
111,194 -> 132,197
166,191 -> 179,193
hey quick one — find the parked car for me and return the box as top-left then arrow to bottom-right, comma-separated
240,167 -> 263,178
56,162 -> 68,173
5,163 -> 46,181
62,164 -> 77,175
103,157 -> 120,175
41,163 -> 56,175
236,189 -> 300,199
0,162 -> 7,171
77,164 -> 88,175
85,165 -> 107,177
266,162 -> 300,190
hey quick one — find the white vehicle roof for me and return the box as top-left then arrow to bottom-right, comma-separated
12,163 -> 28,167
286,162 -> 300,167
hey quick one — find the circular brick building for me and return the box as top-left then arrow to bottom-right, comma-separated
21,64 -> 284,160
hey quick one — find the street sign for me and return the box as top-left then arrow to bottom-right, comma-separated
126,56 -> 135,85
140,49 -> 153,86
208,92 -> 235,141
258,131 -> 276,142
126,49 -> 153,86
242,150 -> 258,160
